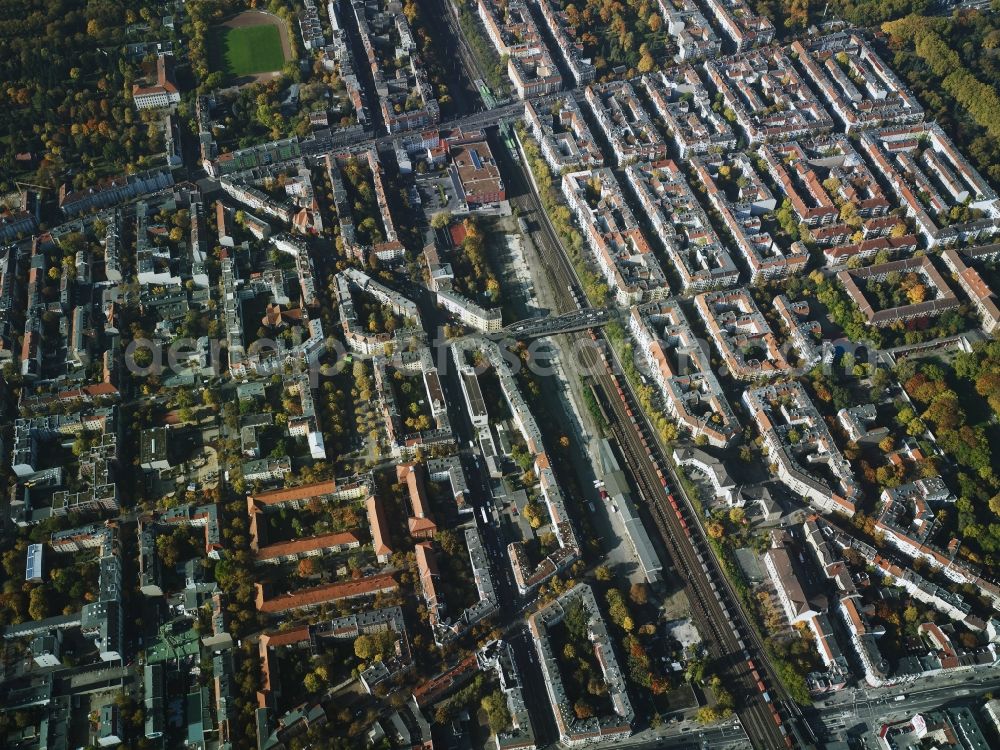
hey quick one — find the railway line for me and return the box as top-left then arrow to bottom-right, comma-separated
431,0 -> 489,103
502,134 -> 800,748
605,391 -> 791,749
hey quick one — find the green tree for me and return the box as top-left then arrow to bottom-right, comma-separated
481,691 -> 511,733
28,588 -> 49,621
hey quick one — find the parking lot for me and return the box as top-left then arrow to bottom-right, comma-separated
414,168 -> 464,217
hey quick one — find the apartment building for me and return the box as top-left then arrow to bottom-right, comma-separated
704,0 -> 774,52
58,169 -> 174,217
629,298 -> 739,447
562,168 -> 669,305
705,49 -> 833,144
210,138 -> 301,179
477,0 -> 563,99
759,135 -> 893,247
352,0 -> 440,132
773,294 -> 823,369
299,0 -> 325,50
450,336 -> 580,594
584,82 -> 667,165
764,541 -> 824,626
254,573 -> 399,614
528,584 -> 633,746
436,289 -> 502,332
837,255 -> 960,327
625,159 -> 738,292
672,447 -> 739,505
536,0 -> 596,85
942,244 -> 1000,334
247,478 -> 375,567
659,0 -> 720,62
524,97 -> 604,172
692,154 -> 808,281
335,267 -> 423,355
860,122 -> 1000,247
415,527 -> 498,645
373,344 -> 453,458
694,288 -> 791,380
642,67 -> 737,159
478,640 -> 537,750
794,33 -> 924,132
743,382 -> 859,516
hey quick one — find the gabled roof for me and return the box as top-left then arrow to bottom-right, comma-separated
366,495 -> 393,557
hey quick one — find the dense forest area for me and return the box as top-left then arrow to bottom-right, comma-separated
882,10 -> 1000,187
0,0 -> 164,191
897,343 -> 1000,569
754,0 -> 934,32
546,0 -> 670,78
0,0 -> 304,194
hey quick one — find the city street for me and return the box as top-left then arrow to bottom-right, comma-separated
805,667 -> 1000,742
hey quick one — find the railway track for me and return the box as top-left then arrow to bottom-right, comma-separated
605,393 -> 790,749
435,0 -> 488,93
505,147 -> 797,748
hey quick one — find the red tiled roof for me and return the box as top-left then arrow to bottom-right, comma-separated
408,516 -> 438,535
255,530 -> 361,561
132,54 -> 178,98
250,481 -> 338,507
366,495 -> 393,557
261,626 -> 311,649
255,573 -> 398,613
411,653 -> 479,707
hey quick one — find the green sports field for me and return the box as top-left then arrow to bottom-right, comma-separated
208,23 -> 287,78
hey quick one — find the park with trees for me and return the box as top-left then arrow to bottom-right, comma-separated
894,348 -> 1000,568
881,7 -> 1000,188
545,0 -> 671,79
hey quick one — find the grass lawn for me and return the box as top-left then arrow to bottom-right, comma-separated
208,24 -> 286,78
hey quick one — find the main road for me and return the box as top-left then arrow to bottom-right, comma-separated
494,130 -> 796,750
808,668 -> 1000,743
